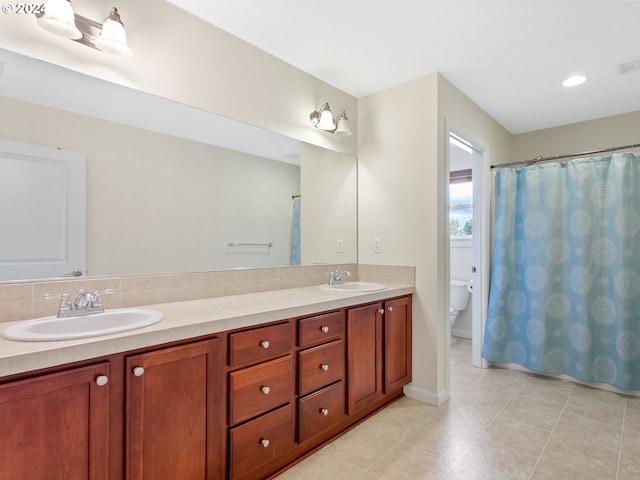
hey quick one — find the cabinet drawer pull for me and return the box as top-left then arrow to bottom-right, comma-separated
388,306 -> 393,312
320,364 -> 329,371
260,438 -> 270,448
95,375 -> 109,386
260,340 -> 270,349
132,366 -> 145,377
321,326 -> 329,333
261,386 -> 271,395
320,408 -> 329,416
379,308 -> 385,315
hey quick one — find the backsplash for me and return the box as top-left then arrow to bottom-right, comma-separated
0,264 -> 414,323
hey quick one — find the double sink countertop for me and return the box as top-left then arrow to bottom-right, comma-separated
0,283 -> 414,378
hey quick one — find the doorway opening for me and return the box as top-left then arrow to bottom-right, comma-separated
448,131 -> 489,369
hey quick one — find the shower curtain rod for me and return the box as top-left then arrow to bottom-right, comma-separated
491,142 -> 640,169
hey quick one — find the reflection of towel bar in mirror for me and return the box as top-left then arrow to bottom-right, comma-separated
228,242 -> 273,247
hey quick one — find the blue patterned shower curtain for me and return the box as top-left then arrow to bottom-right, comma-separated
482,153 -> 640,390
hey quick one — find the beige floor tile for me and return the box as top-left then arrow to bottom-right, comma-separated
619,453 -> 640,480
366,443 -> 450,480
624,396 -> 640,429
430,404 -> 496,437
323,423 -> 398,470
621,423 -> 640,457
552,412 -> 621,452
445,440 -> 538,480
402,417 -> 479,466
274,449 -> 367,480
480,416 -> 551,457
464,367 -> 529,396
384,395 -> 441,422
625,395 -> 640,411
363,404 -> 430,441
540,430 -> 619,478
518,374 -> 575,409
498,395 -> 563,431
564,384 -> 626,425
530,460 -> 603,480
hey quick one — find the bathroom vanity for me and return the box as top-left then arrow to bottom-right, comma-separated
0,284 -> 412,480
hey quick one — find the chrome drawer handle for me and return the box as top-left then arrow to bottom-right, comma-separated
320,408 -> 329,416
388,306 -> 393,312
132,366 -> 145,377
261,386 -> 271,395
320,364 -> 329,371
261,340 -> 270,349
95,375 -> 109,386
379,309 -> 385,315
321,326 -> 329,333
260,438 -> 270,448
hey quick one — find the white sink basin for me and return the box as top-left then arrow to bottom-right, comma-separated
320,282 -> 386,292
1,308 -> 164,342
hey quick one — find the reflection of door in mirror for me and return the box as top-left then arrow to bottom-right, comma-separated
0,139 -> 86,281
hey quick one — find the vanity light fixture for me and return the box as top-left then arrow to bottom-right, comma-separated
36,0 -> 82,39
36,1 -> 133,56
310,103 -> 352,136
93,8 -> 132,56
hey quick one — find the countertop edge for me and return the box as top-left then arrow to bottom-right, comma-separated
0,284 -> 414,378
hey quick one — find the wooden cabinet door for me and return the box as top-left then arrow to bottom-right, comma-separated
347,302 -> 383,414
0,363 -> 110,480
384,296 -> 412,393
126,338 -> 221,480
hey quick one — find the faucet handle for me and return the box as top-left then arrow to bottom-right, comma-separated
44,293 -> 72,314
92,289 -> 115,309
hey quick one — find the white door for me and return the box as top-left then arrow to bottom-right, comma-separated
471,144 -> 490,368
0,139 -> 86,281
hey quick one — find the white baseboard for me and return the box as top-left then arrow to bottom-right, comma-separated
403,383 -> 449,406
452,328 -> 472,339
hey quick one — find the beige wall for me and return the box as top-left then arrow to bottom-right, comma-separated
0,96 -> 300,276
358,73 -> 511,404
358,73 -> 442,403
300,143 -> 357,265
512,110 -> 640,162
0,0 -> 357,156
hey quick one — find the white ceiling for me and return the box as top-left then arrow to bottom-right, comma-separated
167,0 -> 640,134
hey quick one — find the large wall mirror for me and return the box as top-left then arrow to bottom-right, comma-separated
0,49 -> 357,282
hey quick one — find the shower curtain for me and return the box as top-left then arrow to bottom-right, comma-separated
482,153 -> 640,390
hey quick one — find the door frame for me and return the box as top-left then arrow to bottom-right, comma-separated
447,128 -> 490,369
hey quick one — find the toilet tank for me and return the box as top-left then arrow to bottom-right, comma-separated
450,279 -> 470,311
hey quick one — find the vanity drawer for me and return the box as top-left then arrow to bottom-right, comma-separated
229,404 -> 294,480
229,322 -> 292,366
298,311 -> 344,348
229,355 -> 293,425
298,340 -> 344,396
299,381 -> 346,443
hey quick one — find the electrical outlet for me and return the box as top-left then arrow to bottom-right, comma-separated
337,238 -> 344,253
373,237 -> 381,253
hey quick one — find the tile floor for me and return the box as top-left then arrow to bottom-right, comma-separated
274,338 -> 640,479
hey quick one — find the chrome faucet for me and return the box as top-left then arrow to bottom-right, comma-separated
45,288 -> 115,318
326,270 -> 351,286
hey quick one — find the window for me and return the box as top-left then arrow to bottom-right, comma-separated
450,169 -> 472,236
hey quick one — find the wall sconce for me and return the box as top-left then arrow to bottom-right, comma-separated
310,103 -> 352,136
36,0 -> 133,56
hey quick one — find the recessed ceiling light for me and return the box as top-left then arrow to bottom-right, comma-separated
562,75 -> 587,87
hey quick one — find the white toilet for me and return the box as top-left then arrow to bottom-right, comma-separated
450,279 -> 471,343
